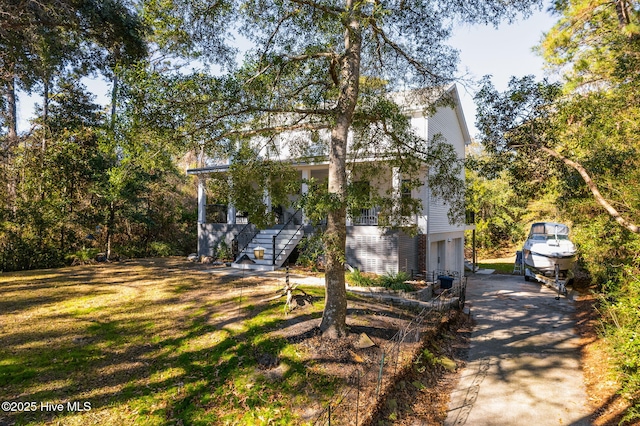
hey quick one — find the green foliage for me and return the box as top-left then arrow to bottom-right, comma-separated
601,272 -> 640,422
346,269 -> 415,291
0,76 -> 197,272
379,271 -> 414,291
214,241 -> 233,261
295,233 -> 325,270
149,242 -> 173,257
465,167 -> 527,250
65,248 -> 100,265
346,269 -> 377,287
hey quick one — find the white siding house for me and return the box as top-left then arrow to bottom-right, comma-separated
187,85 -> 471,276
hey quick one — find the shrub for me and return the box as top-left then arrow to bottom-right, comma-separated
295,233 -> 325,270
345,269 -> 377,286
215,241 -> 233,261
65,248 -> 100,265
150,242 -> 173,257
379,271 -> 414,291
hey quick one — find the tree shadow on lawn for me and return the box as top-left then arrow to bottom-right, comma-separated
0,268 -> 341,425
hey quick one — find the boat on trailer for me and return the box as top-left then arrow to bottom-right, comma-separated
522,222 -> 577,285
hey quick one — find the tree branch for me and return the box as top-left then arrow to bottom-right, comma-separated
212,122 -> 332,142
368,20 -> 442,80
287,0 -> 345,16
538,145 -> 640,233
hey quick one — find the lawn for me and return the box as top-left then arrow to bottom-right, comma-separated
0,258 -> 442,425
0,258 -> 339,425
477,262 -> 515,274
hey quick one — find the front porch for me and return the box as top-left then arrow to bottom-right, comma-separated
187,161 -> 462,274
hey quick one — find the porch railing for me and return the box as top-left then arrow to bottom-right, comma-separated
351,206 -> 380,225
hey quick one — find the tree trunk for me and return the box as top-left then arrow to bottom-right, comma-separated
539,145 -> 639,233
42,79 -> 49,152
106,201 -> 115,260
6,76 -> 18,145
4,76 -> 18,215
319,8 -> 361,339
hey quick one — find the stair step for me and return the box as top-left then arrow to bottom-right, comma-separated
235,225 -> 304,268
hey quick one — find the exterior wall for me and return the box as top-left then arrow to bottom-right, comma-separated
192,86 -> 469,272
346,227 -> 418,275
397,232 -> 418,273
198,224 -> 246,257
426,230 -> 465,275
418,230 -> 465,276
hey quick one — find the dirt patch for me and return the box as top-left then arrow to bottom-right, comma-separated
365,312 -> 474,425
574,293 -> 632,425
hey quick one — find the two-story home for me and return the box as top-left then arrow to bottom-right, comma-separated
187,85 -> 471,276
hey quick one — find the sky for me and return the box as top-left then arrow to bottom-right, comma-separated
16,8 -> 558,136
448,8 -> 558,138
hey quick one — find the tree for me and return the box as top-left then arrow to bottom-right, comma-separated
475,0 -> 640,235
129,0 -> 544,338
475,4 -> 640,416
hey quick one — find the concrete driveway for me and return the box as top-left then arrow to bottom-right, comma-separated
445,273 -> 592,426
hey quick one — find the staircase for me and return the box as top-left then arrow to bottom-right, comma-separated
232,225 -> 304,271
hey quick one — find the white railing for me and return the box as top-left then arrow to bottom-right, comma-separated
351,207 -> 380,225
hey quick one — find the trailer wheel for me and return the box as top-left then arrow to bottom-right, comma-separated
524,274 -> 530,282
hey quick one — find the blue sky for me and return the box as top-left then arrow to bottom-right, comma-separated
449,8 -> 558,138
16,8 -> 558,135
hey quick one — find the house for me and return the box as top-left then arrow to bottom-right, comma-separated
187,85 -> 471,276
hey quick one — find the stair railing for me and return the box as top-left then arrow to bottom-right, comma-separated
233,222 -> 259,260
272,209 -> 304,265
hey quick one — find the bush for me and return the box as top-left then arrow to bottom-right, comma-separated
345,269 -> 377,286
346,269 -> 415,291
379,271 -> 414,291
295,233 -> 325,270
150,242 -> 173,257
65,248 -> 99,265
601,272 -> 640,422
214,241 -> 233,261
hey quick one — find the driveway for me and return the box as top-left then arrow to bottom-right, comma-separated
445,273 -> 592,425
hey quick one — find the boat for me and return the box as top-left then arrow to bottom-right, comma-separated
522,222 -> 577,278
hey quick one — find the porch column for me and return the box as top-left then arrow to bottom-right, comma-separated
392,167 -> 401,198
392,167 -> 401,220
227,175 -> 236,224
263,187 -> 271,213
227,205 -> 236,224
197,175 -> 207,258
197,175 -> 207,224
346,168 -> 352,226
301,169 -> 310,224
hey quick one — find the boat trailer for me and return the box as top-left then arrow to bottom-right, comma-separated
515,251 -> 574,299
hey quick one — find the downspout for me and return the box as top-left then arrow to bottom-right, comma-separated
426,175 -> 431,275
424,116 -> 431,276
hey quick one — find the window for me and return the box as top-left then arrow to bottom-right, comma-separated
401,179 -> 412,199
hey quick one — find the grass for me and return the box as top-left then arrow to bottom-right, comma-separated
346,269 -> 415,291
0,258 -> 336,425
477,262 -> 515,274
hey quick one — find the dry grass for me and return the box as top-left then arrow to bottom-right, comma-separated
0,258 -> 328,425
0,258 -> 450,425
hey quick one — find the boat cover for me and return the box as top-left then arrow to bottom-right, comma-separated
530,222 -> 570,235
